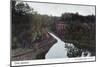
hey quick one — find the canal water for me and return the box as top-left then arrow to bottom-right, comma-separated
45,32 -> 67,59
45,32 -> 91,59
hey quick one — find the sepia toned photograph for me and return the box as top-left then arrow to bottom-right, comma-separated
11,0 -> 96,66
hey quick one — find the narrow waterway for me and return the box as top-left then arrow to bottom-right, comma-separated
45,32 -> 67,59
45,32 -> 91,59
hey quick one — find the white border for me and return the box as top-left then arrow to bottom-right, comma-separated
0,0 -> 98,67
12,56 -> 95,66
11,1 -> 96,66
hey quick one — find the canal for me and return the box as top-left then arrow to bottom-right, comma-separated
45,32 -> 91,59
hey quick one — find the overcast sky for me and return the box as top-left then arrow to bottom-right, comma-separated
26,2 -> 95,16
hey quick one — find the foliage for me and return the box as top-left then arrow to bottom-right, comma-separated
12,0 -> 44,48
12,0 -> 54,49
12,0 -> 96,53
60,13 -> 96,52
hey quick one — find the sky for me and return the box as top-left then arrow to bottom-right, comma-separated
25,2 -> 95,17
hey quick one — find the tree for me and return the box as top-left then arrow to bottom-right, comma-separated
12,0 -> 34,48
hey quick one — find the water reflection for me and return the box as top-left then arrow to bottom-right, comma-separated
45,32 -> 91,59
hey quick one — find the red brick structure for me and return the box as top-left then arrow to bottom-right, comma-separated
56,21 -> 66,39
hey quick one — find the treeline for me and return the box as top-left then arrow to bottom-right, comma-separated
55,13 -> 96,54
12,0 -> 53,49
12,0 -> 96,54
